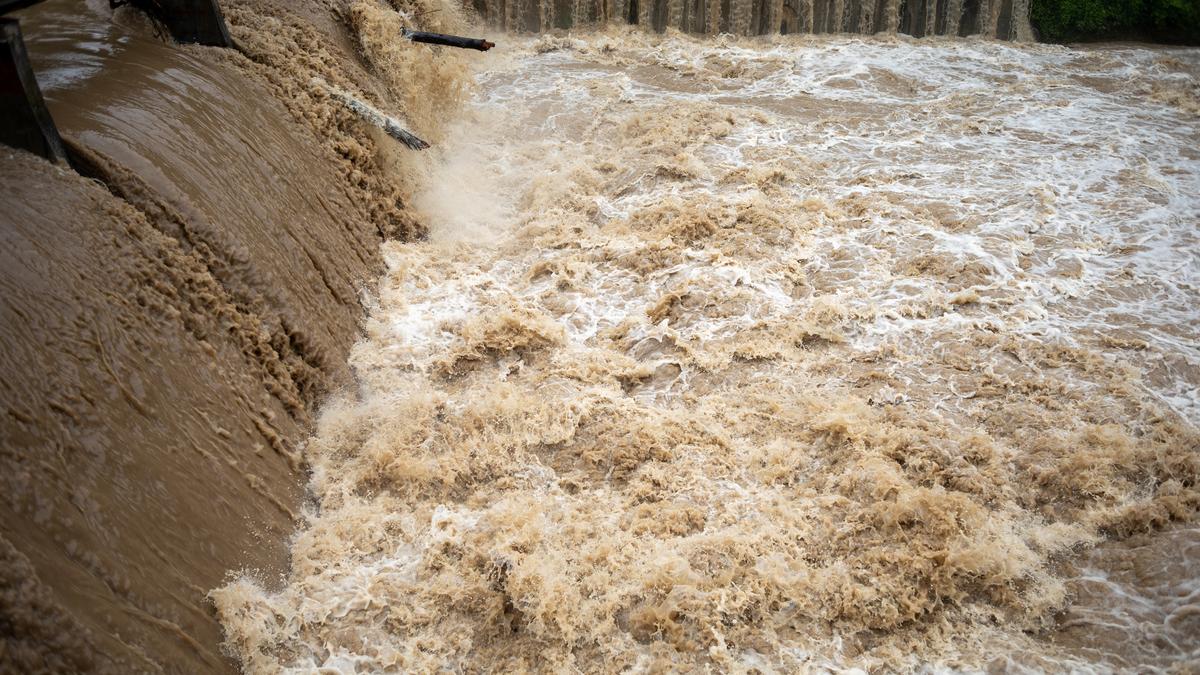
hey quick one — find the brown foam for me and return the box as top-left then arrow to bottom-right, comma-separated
209,31 -> 1199,672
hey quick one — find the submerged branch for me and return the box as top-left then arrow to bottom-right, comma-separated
314,78 -> 430,150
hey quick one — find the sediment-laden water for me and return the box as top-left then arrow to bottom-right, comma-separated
213,28 -> 1199,673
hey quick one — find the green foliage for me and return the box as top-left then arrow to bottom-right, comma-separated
1148,0 -> 1200,40
1032,0 -> 1200,43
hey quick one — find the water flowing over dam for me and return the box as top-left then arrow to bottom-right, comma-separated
1,0 -> 1197,672
1,0 -> 442,669
471,0 -> 1033,40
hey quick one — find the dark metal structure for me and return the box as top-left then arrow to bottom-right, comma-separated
0,16 -> 66,163
0,0 -> 45,12
1,0 -> 232,162
120,0 -> 232,47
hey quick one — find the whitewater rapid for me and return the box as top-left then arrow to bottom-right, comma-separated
213,29 -> 1199,673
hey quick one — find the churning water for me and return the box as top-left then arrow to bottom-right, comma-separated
213,29 -> 1200,673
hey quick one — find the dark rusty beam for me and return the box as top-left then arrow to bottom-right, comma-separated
0,18 -> 66,163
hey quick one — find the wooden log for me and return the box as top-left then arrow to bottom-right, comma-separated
315,79 -> 430,151
402,29 -> 494,51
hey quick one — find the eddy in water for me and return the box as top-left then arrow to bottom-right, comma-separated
212,13 -> 1200,674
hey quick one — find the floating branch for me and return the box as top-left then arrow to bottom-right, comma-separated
402,28 -> 494,52
314,79 -> 429,150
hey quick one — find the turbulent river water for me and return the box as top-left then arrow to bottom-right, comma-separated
213,29 -> 1200,672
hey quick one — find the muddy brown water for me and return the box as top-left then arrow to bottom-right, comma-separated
2,1 -> 1198,674
1,0 -> 413,671
213,29 -> 1199,673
